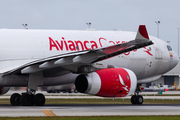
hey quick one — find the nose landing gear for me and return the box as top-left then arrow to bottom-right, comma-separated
131,95 -> 143,105
131,84 -> 144,105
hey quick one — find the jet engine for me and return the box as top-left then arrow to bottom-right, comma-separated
75,68 -> 137,97
0,87 -> 10,95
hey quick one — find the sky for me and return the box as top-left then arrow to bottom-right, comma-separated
0,0 -> 180,53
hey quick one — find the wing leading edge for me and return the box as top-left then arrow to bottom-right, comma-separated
3,25 -> 153,76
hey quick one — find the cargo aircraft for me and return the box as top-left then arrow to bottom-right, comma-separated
0,25 -> 178,106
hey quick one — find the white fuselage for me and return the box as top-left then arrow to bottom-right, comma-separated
0,29 -> 178,86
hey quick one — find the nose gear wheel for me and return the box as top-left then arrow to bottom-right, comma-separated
131,95 -> 143,105
131,84 -> 144,105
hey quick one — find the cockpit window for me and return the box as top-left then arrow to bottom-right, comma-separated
167,45 -> 172,51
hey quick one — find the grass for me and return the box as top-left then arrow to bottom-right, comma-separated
0,116 -> 180,120
141,94 -> 180,96
45,98 -> 180,104
1,98 -> 180,105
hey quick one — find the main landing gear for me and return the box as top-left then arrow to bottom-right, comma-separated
131,84 -> 144,105
10,89 -> 45,106
10,72 -> 45,106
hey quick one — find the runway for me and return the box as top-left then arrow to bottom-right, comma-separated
0,104 -> 180,117
1,91 -> 180,117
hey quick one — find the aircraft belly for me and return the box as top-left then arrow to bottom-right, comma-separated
43,73 -> 78,86
0,73 -> 77,87
0,74 -> 29,87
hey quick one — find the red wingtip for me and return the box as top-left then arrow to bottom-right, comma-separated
139,25 -> 149,39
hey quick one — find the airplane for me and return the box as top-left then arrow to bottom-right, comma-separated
0,25 -> 178,106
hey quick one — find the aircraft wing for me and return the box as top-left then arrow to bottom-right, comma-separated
3,25 -> 153,75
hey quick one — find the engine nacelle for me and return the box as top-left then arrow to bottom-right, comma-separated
75,68 -> 137,97
0,87 -> 10,95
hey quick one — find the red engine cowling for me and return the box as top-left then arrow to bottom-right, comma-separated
75,68 -> 137,97
0,87 -> 10,95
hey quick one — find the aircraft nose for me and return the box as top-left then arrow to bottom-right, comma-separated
170,51 -> 179,70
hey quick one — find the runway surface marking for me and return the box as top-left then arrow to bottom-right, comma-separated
42,110 -> 57,116
0,105 -> 180,116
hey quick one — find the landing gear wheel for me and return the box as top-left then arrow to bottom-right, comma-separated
131,95 -> 143,105
20,93 -> 34,106
10,93 -> 21,106
131,95 -> 136,105
136,95 -> 143,105
34,93 -> 45,106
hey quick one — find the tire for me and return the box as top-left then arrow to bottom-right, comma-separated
131,95 -> 137,105
135,95 -> 143,105
10,93 -> 21,106
20,93 -> 34,106
34,93 -> 45,106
